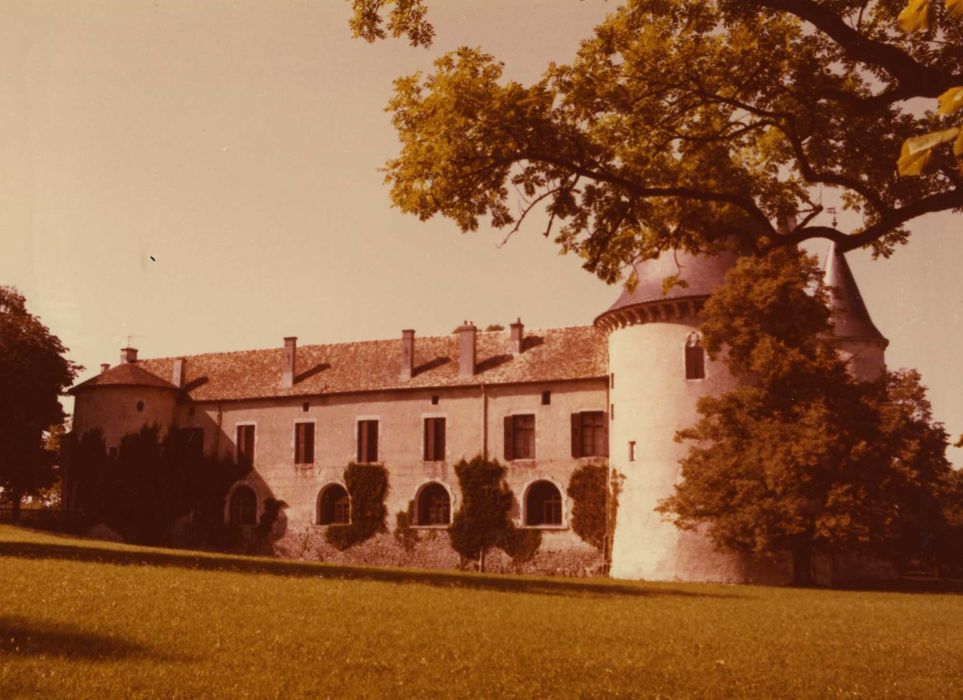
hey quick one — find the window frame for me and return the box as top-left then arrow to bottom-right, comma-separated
504,413 -> 536,461
294,420 -> 316,465
356,418 -> 380,464
523,479 -> 565,528
423,416 -> 446,462
685,332 -> 706,380
317,483 -> 351,525
413,481 -> 452,528
227,483 -> 258,526
570,410 -> 608,458
235,422 -> 256,466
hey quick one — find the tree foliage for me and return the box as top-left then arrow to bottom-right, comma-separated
448,455 -> 516,570
657,250 -> 953,584
325,462 -> 389,550
66,425 -> 248,545
0,286 -> 79,519
352,0 -> 963,281
566,463 -> 609,551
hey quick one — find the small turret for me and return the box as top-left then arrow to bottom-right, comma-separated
822,243 -> 888,382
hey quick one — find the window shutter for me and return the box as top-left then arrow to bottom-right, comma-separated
571,413 -> 582,458
357,422 -> 365,463
424,418 -> 434,461
369,421 -> 379,462
504,416 -> 514,461
436,418 -> 446,460
305,423 -> 314,463
601,416 -> 609,457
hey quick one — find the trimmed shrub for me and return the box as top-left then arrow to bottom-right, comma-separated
567,464 -> 608,550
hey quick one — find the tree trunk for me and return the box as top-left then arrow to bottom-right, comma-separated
791,544 -> 814,587
479,547 -> 486,573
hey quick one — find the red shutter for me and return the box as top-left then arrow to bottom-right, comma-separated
504,416 -> 514,461
571,413 -> 582,458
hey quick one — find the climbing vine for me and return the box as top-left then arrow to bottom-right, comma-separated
567,464 -> 608,551
326,462 -> 388,550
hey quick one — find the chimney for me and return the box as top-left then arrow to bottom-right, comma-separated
510,317 -> 524,355
121,347 -> 138,364
100,363 -> 110,374
172,358 -> 186,388
282,337 -> 297,389
400,329 -> 415,381
458,321 -> 477,377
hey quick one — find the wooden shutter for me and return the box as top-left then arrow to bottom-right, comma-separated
368,421 -> 379,463
601,414 -> 609,456
357,422 -> 365,463
304,423 -> 314,463
503,416 -> 514,461
436,418 -> 445,460
571,413 -> 582,458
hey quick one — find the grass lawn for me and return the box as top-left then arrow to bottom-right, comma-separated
0,526 -> 961,698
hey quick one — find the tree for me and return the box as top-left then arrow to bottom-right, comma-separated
448,455 -> 515,571
0,287 -> 79,521
351,0 -> 963,281
656,249 -> 953,585
65,425 -> 249,545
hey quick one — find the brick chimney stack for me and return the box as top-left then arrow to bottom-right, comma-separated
400,329 -> 415,381
121,347 -> 138,364
172,358 -> 186,388
100,363 -> 110,374
282,337 -> 297,389
510,318 -> 524,356
458,322 -> 477,377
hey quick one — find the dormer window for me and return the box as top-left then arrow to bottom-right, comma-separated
685,333 -> 705,380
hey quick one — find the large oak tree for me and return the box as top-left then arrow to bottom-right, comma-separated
351,0 -> 963,280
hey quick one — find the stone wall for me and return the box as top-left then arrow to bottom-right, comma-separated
272,525 -> 606,577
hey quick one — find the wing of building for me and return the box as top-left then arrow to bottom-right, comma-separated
66,244 -> 888,582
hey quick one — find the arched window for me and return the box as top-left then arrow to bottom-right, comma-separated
317,484 -> 350,525
228,485 -> 257,526
525,480 -> 563,526
416,482 -> 451,526
685,333 -> 705,380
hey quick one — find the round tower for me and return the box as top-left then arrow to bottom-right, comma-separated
596,248 -> 750,582
822,243 -> 888,382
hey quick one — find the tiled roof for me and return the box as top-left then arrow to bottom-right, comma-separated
70,363 -> 180,393
596,247 -> 740,324
73,326 -> 607,402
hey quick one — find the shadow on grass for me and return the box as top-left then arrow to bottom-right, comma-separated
0,539 -> 740,600
0,615 -> 188,661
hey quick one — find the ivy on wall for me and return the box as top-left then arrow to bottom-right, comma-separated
326,462 -> 388,551
567,463 -> 623,562
394,500 -> 418,552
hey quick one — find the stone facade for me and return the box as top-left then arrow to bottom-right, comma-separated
67,245 -> 888,583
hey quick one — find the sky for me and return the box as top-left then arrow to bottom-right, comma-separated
1,0 -> 961,466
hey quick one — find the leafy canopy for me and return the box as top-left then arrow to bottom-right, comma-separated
657,250 -> 953,582
353,0 -> 963,282
0,287 -> 79,512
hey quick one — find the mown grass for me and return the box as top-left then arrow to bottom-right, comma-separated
0,526 -> 961,698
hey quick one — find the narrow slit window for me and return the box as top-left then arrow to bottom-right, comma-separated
685,333 -> 706,380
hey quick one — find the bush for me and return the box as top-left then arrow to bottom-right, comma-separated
567,464 -> 608,551
449,455 -> 521,571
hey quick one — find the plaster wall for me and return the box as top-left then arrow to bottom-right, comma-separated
836,339 -> 887,383
73,386 -> 177,449
607,317 -> 748,582
176,378 -> 607,547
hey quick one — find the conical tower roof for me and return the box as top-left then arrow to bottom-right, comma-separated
595,246 -> 740,327
822,242 -> 887,343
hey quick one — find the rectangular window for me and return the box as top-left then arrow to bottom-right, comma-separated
295,422 -> 315,464
423,417 -> 446,461
357,420 -> 379,463
685,344 -> 706,380
571,411 -> 608,457
504,414 -> 535,460
629,440 -> 636,462
236,424 -> 255,466
541,390 -> 551,405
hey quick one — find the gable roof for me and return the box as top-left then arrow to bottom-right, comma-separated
72,326 -> 607,403
70,362 -> 181,393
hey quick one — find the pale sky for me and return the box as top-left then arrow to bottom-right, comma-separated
1,1 -> 960,466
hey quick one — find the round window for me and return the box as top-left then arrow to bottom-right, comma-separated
136,400 -> 145,412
